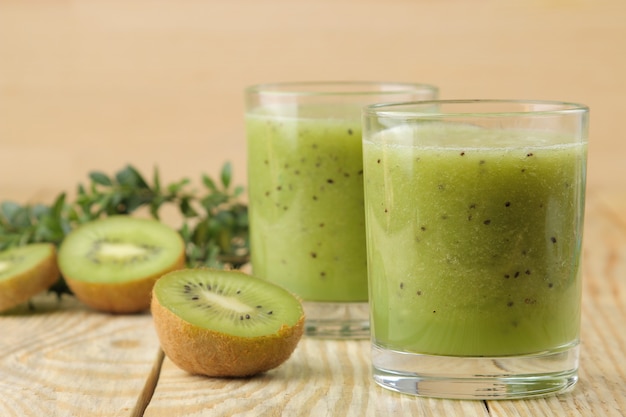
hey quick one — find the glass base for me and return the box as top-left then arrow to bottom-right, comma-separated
372,342 -> 579,399
302,301 -> 369,339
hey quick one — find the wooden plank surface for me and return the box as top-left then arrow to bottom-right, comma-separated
0,294 -> 162,417
144,341 -> 490,417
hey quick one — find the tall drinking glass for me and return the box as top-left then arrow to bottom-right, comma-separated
362,100 -> 588,398
245,82 -> 438,338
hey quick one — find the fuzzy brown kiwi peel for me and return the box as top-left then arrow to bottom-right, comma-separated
151,268 -> 305,377
58,215 -> 185,314
0,243 -> 60,312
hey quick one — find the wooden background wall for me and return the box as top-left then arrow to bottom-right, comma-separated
1,0 -> 624,204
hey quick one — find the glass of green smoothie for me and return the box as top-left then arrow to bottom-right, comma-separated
244,82 -> 438,338
362,100 -> 589,398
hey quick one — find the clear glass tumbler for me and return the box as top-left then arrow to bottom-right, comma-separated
362,100 -> 589,398
245,81 -> 438,338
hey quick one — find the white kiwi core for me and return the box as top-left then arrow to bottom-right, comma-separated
98,242 -> 149,259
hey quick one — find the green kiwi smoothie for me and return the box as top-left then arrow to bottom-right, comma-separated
363,125 -> 587,356
246,106 -> 368,302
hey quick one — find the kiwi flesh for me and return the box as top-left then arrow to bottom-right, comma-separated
151,268 -> 305,377
58,215 -> 185,314
0,243 -> 60,312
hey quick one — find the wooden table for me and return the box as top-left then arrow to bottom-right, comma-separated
1,0 -> 625,415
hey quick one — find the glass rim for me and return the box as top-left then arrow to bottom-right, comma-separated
363,99 -> 589,118
245,81 -> 439,97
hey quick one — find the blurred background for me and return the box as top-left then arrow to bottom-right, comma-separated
1,0 -> 624,203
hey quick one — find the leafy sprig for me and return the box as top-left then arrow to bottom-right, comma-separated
0,163 -> 249,295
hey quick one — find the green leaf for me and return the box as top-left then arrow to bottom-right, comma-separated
167,178 -> 190,194
179,197 -> 198,218
233,185 -> 245,198
1,201 -> 21,221
200,193 -> 228,211
31,204 -> 51,220
51,193 -> 66,218
153,167 -> 161,193
202,174 -> 218,192
220,162 -> 232,189
10,206 -> 32,229
116,165 -> 148,189
126,165 -> 149,189
89,171 -> 113,186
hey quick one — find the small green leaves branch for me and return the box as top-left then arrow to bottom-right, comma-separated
0,163 -> 249,293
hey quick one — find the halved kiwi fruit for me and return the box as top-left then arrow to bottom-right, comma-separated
58,215 -> 185,314
151,268 -> 305,377
0,243 -> 60,312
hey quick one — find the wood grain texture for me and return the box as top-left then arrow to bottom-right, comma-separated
144,339 -> 490,417
0,294 -> 162,417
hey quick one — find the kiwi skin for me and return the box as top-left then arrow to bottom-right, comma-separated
66,265 -> 184,314
151,269 -> 305,378
0,243 -> 60,312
